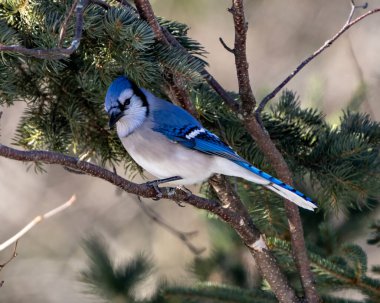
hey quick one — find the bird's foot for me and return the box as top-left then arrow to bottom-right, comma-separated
177,185 -> 193,200
167,186 -> 192,207
146,180 -> 163,200
145,176 -> 183,201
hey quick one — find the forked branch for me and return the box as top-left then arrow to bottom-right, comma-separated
228,1 -> 320,302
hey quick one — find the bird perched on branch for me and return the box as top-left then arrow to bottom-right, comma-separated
104,76 -> 317,211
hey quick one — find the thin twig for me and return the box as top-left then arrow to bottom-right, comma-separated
135,196 -> 205,255
256,6 -> 380,116
219,37 -> 235,54
0,241 -> 18,271
0,0 -> 89,59
0,241 -> 18,287
0,195 -> 76,251
348,1 -> 368,24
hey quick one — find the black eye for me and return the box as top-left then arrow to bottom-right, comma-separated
117,98 -> 131,110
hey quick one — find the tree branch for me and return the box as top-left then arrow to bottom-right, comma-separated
133,0 -> 168,44
0,143 -> 298,303
58,0 -> 79,47
132,0 -> 198,116
230,0 -> 257,115
0,0 -> 88,59
132,0 -> 240,113
209,175 -> 299,303
255,5 -> 380,116
243,118 -> 320,303
228,1 -> 320,302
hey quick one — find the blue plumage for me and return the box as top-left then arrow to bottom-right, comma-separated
104,76 -> 317,211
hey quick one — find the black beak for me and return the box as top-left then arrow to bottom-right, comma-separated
108,110 -> 124,128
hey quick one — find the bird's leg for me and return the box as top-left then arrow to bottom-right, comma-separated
145,176 -> 183,201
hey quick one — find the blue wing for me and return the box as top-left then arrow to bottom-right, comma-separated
151,99 -> 243,161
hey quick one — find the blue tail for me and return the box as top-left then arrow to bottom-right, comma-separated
236,161 -> 317,211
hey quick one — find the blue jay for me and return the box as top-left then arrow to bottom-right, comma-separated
104,76 -> 317,211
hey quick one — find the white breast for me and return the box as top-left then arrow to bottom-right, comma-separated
120,126 -> 218,185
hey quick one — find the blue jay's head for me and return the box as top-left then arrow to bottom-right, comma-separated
104,76 -> 149,131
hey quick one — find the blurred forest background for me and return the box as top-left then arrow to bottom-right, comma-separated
1,0 -> 380,302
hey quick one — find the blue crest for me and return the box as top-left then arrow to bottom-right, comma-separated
104,76 -> 133,112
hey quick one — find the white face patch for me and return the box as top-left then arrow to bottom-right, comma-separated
185,128 -> 206,140
119,88 -> 134,104
116,93 -> 148,138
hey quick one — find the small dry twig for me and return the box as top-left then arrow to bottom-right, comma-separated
0,241 -> 18,288
0,241 -> 18,271
0,195 -> 76,252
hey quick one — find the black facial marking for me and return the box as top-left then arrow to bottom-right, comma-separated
129,79 -> 149,116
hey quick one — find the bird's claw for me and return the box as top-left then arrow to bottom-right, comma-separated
145,180 -> 191,207
146,180 -> 163,200
177,185 -> 193,200
173,186 -> 192,207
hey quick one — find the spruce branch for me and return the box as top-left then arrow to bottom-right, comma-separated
255,4 -> 380,117
134,0 -> 168,44
269,237 -> 380,298
227,1 -> 320,302
132,0 -> 197,116
131,0 -> 240,112
162,283 -> 277,303
0,0 -> 89,59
